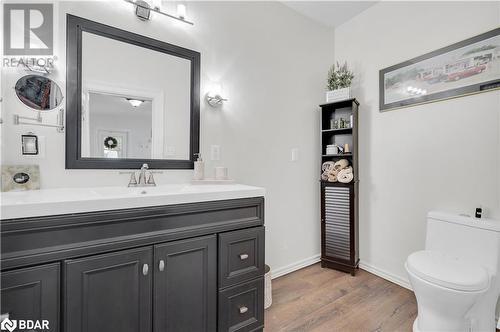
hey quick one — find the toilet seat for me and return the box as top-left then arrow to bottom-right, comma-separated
406,250 -> 489,292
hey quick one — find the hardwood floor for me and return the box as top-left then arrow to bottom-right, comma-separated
264,263 -> 418,332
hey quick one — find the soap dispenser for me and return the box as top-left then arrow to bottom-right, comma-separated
193,153 -> 204,180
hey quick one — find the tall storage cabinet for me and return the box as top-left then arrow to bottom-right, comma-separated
319,99 -> 359,276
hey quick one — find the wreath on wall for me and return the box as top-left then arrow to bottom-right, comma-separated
104,136 -> 118,149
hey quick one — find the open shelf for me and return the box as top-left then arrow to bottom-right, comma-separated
320,180 -> 355,187
322,128 -> 353,134
319,98 -> 359,109
322,153 -> 352,158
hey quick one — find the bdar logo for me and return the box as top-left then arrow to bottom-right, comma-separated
0,318 -> 17,332
3,3 -> 53,56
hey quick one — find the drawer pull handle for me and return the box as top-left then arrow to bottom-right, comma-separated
158,260 -> 165,272
239,306 -> 248,314
239,253 -> 249,260
142,263 -> 149,276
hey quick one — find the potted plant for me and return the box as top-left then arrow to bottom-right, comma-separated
326,61 -> 354,102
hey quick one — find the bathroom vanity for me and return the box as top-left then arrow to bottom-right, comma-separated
1,185 -> 265,332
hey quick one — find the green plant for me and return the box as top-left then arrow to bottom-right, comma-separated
327,61 -> 354,91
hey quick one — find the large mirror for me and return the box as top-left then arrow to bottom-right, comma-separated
66,15 -> 200,169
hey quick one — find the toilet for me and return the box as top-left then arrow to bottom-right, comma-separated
406,211 -> 500,332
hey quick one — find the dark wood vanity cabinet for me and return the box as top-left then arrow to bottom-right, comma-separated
154,236 -> 217,332
64,247 -> 153,332
1,197 -> 265,332
1,263 -> 60,331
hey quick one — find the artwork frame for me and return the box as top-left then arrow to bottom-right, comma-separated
380,27 -> 500,111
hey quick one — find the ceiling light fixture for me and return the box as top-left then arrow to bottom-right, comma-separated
127,98 -> 145,107
124,0 -> 194,25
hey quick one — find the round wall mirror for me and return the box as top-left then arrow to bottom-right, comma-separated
15,75 -> 63,111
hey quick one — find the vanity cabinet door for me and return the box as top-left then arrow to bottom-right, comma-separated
154,235 -> 217,332
1,263 -> 60,331
64,247 -> 152,332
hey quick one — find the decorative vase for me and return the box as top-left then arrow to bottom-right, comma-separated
326,87 -> 351,103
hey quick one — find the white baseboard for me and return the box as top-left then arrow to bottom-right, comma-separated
270,254 -> 321,279
359,260 -> 412,291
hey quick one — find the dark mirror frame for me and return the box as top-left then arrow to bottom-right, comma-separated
65,14 -> 200,169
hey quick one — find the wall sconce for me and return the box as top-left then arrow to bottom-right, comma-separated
206,82 -> 228,108
124,0 -> 194,25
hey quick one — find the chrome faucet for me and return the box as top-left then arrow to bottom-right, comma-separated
123,163 -> 157,187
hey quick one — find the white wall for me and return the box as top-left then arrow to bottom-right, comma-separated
1,1 -> 334,274
334,0 -> 500,290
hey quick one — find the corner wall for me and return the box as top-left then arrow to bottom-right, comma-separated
334,0 -> 500,306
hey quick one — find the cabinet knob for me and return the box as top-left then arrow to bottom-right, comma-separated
239,306 -> 248,314
142,263 -> 149,276
239,253 -> 249,260
158,260 -> 165,272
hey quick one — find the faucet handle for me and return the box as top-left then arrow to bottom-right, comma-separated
147,173 -> 156,186
128,172 -> 138,186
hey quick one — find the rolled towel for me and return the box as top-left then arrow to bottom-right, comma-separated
322,161 -> 335,172
321,161 -> 335,181
337,166 -> 353,183
327,173 -> 337,182
333,159 -> 349,172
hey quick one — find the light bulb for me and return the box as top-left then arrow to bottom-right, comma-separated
152,0 -> 162,10
177,4 -> 186,19
207,82 -> 222,97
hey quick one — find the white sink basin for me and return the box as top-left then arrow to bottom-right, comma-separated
1,184 -> 265,219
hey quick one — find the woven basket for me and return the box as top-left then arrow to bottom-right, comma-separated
264,264 -> 272,309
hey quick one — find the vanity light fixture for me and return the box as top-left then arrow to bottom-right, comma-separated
177,4 -> 186,19
124,0 -> 194,25
126,98 -> 145,107
206,82 -> 228,108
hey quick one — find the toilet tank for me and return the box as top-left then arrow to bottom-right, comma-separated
426,211 -> 500,276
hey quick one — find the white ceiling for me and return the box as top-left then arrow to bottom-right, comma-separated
282,1 -> 377,28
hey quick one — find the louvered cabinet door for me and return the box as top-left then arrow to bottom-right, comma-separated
321,183 -> 357,275
324,186 -> 351,261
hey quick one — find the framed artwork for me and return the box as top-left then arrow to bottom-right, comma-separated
380,28 -> 500,111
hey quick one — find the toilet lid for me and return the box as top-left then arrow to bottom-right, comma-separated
406,250 -> 489,292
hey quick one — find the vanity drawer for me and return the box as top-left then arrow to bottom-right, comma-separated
219,227 -> 265,288
218,277 -> 264,332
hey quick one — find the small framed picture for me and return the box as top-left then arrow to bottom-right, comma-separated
21,134 -> 38,155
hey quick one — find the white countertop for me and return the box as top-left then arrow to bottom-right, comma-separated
1,184 -> 265,220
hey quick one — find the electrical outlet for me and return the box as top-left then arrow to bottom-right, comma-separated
211,145 -> 220,161
291,148 -> 299,162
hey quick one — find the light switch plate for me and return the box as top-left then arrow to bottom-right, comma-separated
291,148 -> 299,162
211,145 -> 220,161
